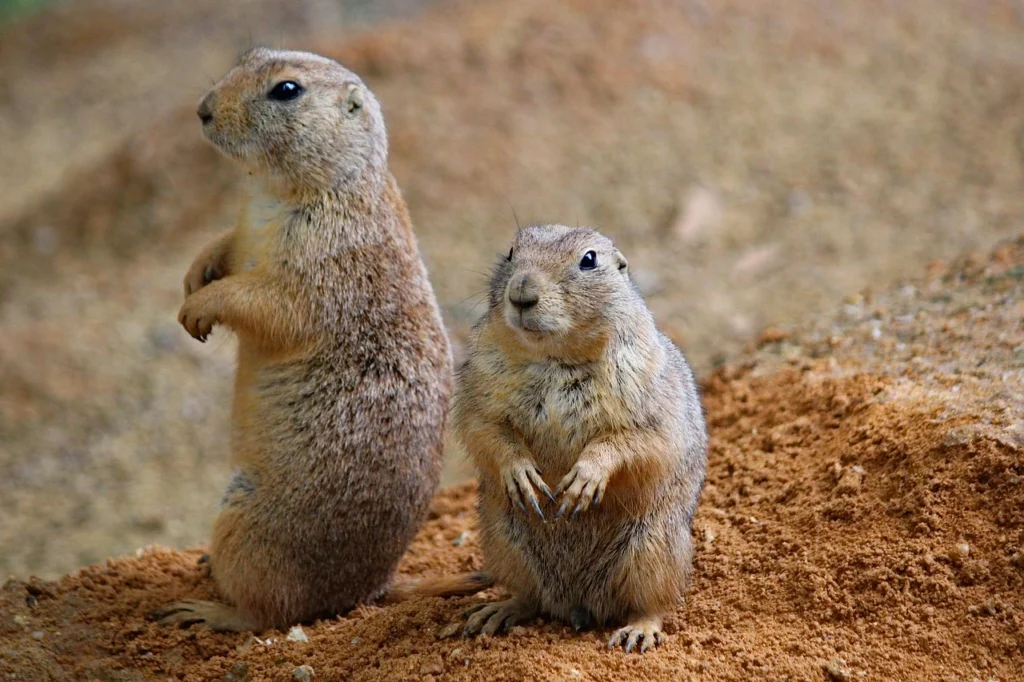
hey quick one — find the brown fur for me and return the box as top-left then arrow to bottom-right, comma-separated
449,225 -> 708,653
149,48 -> 468,632
382,572 -> 494,604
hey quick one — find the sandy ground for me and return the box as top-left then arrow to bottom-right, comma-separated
1,235 -> 1021,681
1,0 -> 1023,584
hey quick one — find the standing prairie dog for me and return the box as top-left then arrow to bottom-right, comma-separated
450,225 -> 707,652
150,47 -> 489,633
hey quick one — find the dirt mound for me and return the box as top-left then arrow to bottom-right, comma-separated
4,0 -> 1024,580
2,238 -> 1021,680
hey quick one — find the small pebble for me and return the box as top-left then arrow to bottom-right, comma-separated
350,637 -> 361,645
223,661 -> 251,682
437,622 -> 461,639
236,636 -> 257,654
31,631 -> 43,641
836,465 -> 865,495
286,625 -> 309,643
419,654 -> 444,675
292,664 -> 314,681
824,658 -> 850,681
830,462 -> 843,481
452,531 -> 472,547
950,543 -> 970,564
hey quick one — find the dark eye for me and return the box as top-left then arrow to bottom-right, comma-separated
506,246 -> 514,261
268,81 -> 303,101
579,250 -> 598,271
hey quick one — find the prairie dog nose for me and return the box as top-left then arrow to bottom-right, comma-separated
508,273 -> 540,310
197,96 -> 214,124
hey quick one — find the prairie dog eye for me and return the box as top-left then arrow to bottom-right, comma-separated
579,250 -> 598,271
268,81 -> 303,101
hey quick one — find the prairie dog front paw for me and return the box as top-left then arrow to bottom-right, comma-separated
555,460 -> 610,518
500,460 -> 554,518
183,258 -> 226,298
177,286 -> 222,342
183,232 -> 233,297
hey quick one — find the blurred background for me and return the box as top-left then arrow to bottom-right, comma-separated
0,0 -> 1022,579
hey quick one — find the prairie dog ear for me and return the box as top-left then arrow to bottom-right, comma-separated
341,84 -> 364,116
614,249 -> 629,277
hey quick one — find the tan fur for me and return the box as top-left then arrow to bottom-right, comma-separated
449,225 -> 708,653
150,47 -> 468,632
382,572 -> 495,604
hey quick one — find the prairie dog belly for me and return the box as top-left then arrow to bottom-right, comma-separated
503,361 -> 623,473
488,486 -> 650,622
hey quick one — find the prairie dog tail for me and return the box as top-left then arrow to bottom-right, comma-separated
383,572 -> 494,604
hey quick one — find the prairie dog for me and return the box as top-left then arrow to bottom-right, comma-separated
450,225 -> 707,652
149,47 -> 487,632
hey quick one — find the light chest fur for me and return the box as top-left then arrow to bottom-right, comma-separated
236,188 -> 290,272
477,325 -> 663,475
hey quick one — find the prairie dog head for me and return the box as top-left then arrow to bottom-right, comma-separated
196,47 -> 387,194
487,225 -> 634,359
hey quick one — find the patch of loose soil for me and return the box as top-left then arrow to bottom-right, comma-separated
3,0 -> 1024,580
2,238 -> 1021,681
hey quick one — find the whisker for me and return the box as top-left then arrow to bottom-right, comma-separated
467,299 -> 487,316
453,290 -> 488,309
502,195 -> 521,232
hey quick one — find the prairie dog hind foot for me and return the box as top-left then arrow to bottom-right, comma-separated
608,615 -> 665,654
148,599 -> 258,633
437,596 -> 539,638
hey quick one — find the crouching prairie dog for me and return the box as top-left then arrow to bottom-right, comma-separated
448,225 -> 707,653
149,47 -> 489,633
